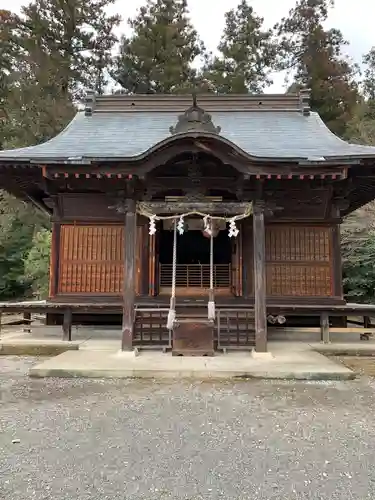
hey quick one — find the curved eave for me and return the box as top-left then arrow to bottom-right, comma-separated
0,132 -> 370,167
0,130 -> 305,165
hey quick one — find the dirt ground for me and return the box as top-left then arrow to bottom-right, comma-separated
336,356 -> 375,376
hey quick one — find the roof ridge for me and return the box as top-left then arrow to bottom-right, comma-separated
83,91 -> 309,114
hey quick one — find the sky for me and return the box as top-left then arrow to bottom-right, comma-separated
1,0 -> 374,92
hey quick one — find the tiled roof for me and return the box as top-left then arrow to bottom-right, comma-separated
1,93 -> 375,163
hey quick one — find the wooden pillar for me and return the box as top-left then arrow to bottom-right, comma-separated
62,308 -> 72,341
253,201 -> 267,352
122,198 -> 137,351
320,312 -> 330,344
23,312 -> 32,333
49,223 -> 61,298
332,225 -> 343,299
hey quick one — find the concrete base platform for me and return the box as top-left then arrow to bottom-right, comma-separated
29,345 -> 355,381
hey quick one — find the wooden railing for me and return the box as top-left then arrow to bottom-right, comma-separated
216,308 -> 255,351
134,308 -> 171,349
133,307 -> 255,351
159,264 -> 231,289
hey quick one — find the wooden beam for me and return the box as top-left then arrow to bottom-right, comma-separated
25,194 -> 52,216
253,200 -> 267,352
271,327 -> 375,334
139,201 -> 251,215
122,198 -> 137,350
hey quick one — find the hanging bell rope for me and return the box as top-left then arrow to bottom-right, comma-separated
141,203 -> 252,330
166,219 -> 178,331
207,218 -> 215,321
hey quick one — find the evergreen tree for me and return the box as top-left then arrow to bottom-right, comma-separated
342,48 -> 375,301
1,9 -> 73,146
202,0 -> 277,94
346,114 -> 375,146
363,47 -> 375,102
113,0 -> 204,94
0,10 -> 20,149
360,47 -> 375,121
18,0 -> 120,99
0,1 -> 120,298
276,0 -> 358,137
1,0 -> 120,147
345,48 -> 375,146
24,228 -> 52,299
342,229 -> 375,303
0,217 -> 34,299
0,192 -> 48,300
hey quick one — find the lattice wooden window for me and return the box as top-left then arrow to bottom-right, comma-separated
58,225 -> 124,294
266,226 -> 332,297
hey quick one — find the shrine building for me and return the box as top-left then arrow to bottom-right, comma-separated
1,91 -> 375,355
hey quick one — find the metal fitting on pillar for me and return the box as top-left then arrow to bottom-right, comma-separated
267,315 -> 286,325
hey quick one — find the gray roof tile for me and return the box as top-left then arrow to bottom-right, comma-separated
1,110 -> 375,162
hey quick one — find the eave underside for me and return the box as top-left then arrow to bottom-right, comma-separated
0,154 -> 375,218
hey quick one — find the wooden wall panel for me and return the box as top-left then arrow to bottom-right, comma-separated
57,222 -> 149,296
269,188 -> 330,220
58,194 -> 123,221
265,225 -> 332,297
58,225 -> 124,294
58,194 -> 152,224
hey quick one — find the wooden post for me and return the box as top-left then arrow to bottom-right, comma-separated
23,312 -> 32,333
62,309 -> 72,341
320,312 -> 330,343
332,225 -> 343,300
49,223 -> 61,298
253,201 -> 267,352
122,198 -> 137,351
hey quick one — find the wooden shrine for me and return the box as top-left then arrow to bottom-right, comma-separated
1,91 -> 375,353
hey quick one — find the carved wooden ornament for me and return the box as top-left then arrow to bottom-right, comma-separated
170,94 -> 221,135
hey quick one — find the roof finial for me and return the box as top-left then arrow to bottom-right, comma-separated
169,92 -> 221,135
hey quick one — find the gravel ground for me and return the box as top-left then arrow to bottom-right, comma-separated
1,357 -> 375,500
